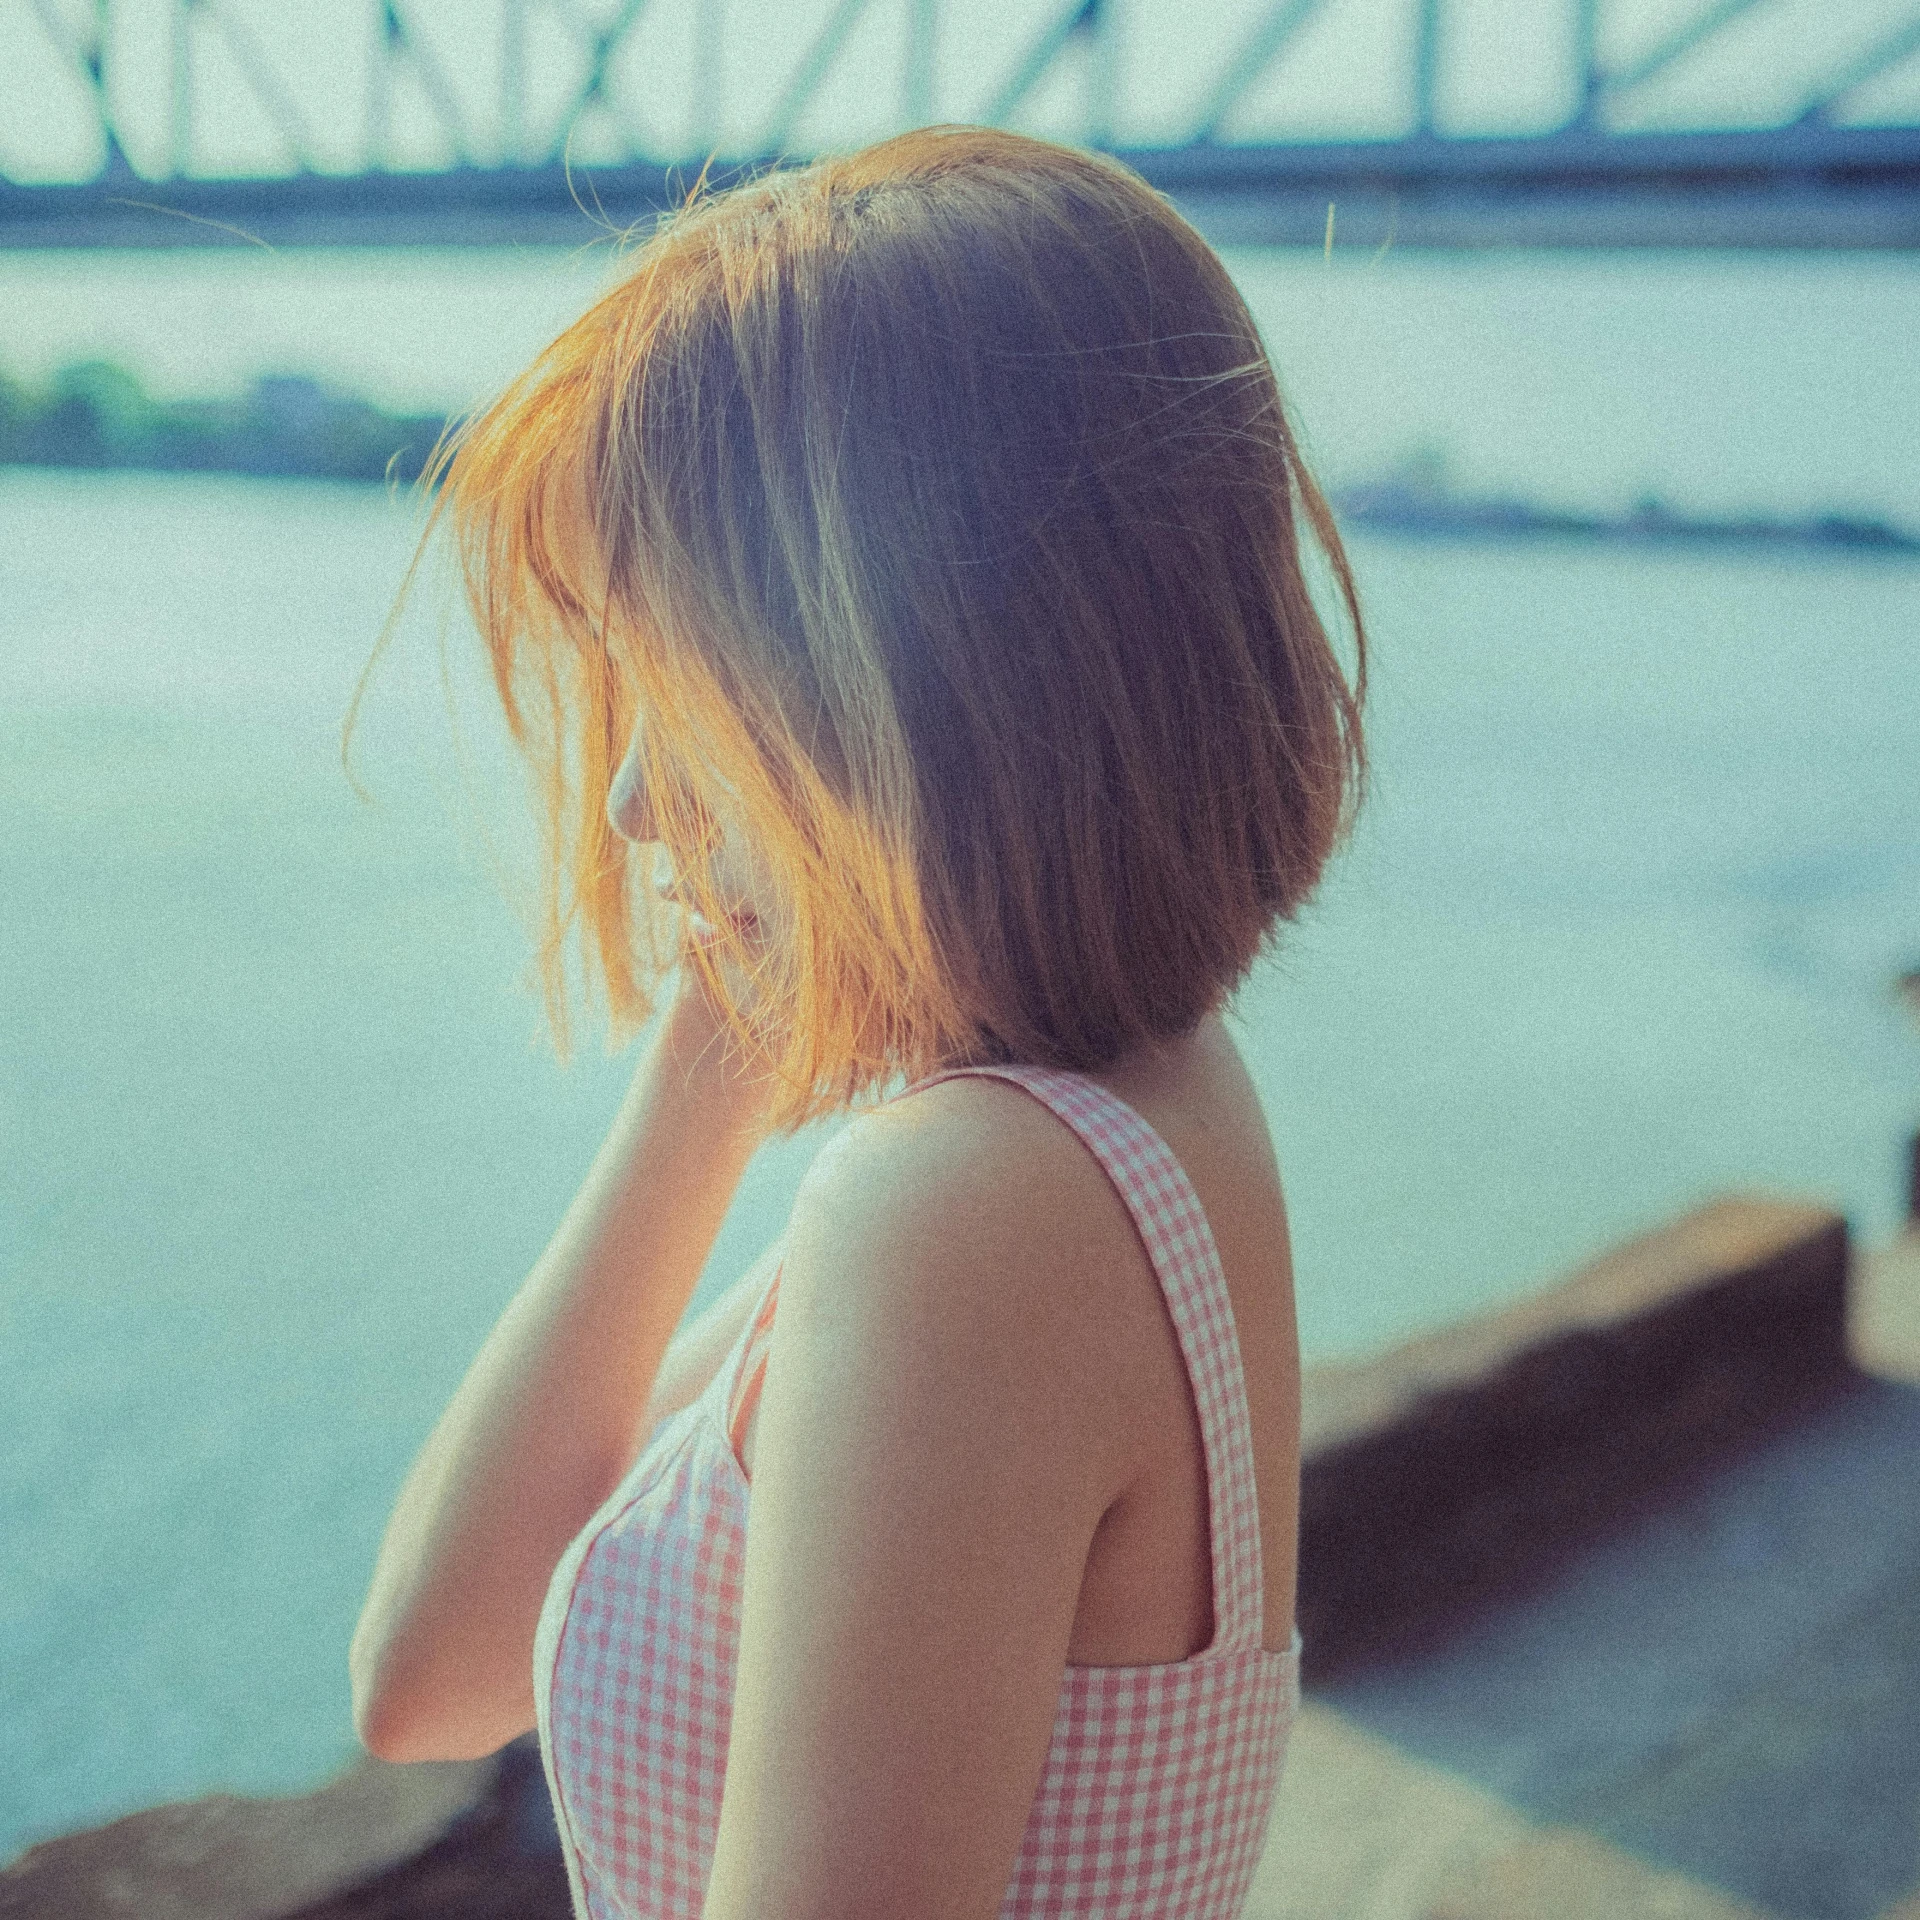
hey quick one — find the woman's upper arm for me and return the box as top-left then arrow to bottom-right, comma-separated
699,1099 -> 1127,1920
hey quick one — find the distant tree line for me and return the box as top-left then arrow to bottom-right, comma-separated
6,362 -> 1913,555
0,361 -> 450,484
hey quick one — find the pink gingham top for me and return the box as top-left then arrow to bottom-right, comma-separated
532,1061 -> 1303,1920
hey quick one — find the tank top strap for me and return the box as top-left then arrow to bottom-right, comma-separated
892,1061 -> 1267,1654
721,1257 -> 784,1465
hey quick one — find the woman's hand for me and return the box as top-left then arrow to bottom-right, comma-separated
351,903 -> 780,1764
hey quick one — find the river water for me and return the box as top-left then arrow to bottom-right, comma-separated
3,247 -> 1918,1860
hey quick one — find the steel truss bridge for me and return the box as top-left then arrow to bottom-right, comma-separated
4,0 -> 1919,249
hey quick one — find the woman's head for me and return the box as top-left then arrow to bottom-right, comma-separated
389,123 -> 1366,1134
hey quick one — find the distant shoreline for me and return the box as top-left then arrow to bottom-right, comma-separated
1335,472 -> 1920,556
0,363 -> 446,487
5,362 -> 1917,555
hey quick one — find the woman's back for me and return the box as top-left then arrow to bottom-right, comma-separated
1031,1015 -> 1301,1670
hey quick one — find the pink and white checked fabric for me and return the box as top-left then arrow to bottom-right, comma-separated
532,1062 -> 1303,1920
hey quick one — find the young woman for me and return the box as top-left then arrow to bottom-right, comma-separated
348,124 -> 1365,1920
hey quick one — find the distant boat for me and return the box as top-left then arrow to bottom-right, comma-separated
1335,462 -> 1920,555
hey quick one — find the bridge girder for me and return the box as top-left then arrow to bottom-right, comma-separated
2,0 -> 1917,249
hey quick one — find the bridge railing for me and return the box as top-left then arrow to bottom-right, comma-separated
4,0 -> 1918,248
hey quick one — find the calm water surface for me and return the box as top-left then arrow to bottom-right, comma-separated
4,281 -> 1920,1855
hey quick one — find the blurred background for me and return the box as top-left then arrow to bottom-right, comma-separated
2,0 -> 1918,1870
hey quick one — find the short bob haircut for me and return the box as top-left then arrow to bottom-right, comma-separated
363,123 -> 1365,1137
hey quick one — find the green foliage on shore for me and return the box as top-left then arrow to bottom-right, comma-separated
0,360 -> 450,484
6,359 -> 1913,554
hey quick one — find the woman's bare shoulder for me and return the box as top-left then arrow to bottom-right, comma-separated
793,1073 -> 1165,1474
815,1072 -> 1119,1243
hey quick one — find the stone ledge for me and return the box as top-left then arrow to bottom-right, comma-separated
1850,1226 -> 1920,1384
1247,1703 -> 1775,1920
279,1742 -> 565,1920
0,1751 -> 496,1920
1296,1194 -> 1852,1683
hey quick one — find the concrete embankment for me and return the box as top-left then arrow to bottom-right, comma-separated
1260,1208 -> 1920,1920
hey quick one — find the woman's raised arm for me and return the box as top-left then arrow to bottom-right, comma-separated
349,969 -> 776,1763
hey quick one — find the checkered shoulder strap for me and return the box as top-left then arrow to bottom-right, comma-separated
895,1061 -> 1266,1655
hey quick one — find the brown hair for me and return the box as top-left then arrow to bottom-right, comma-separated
350,124 -> 1366,1137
